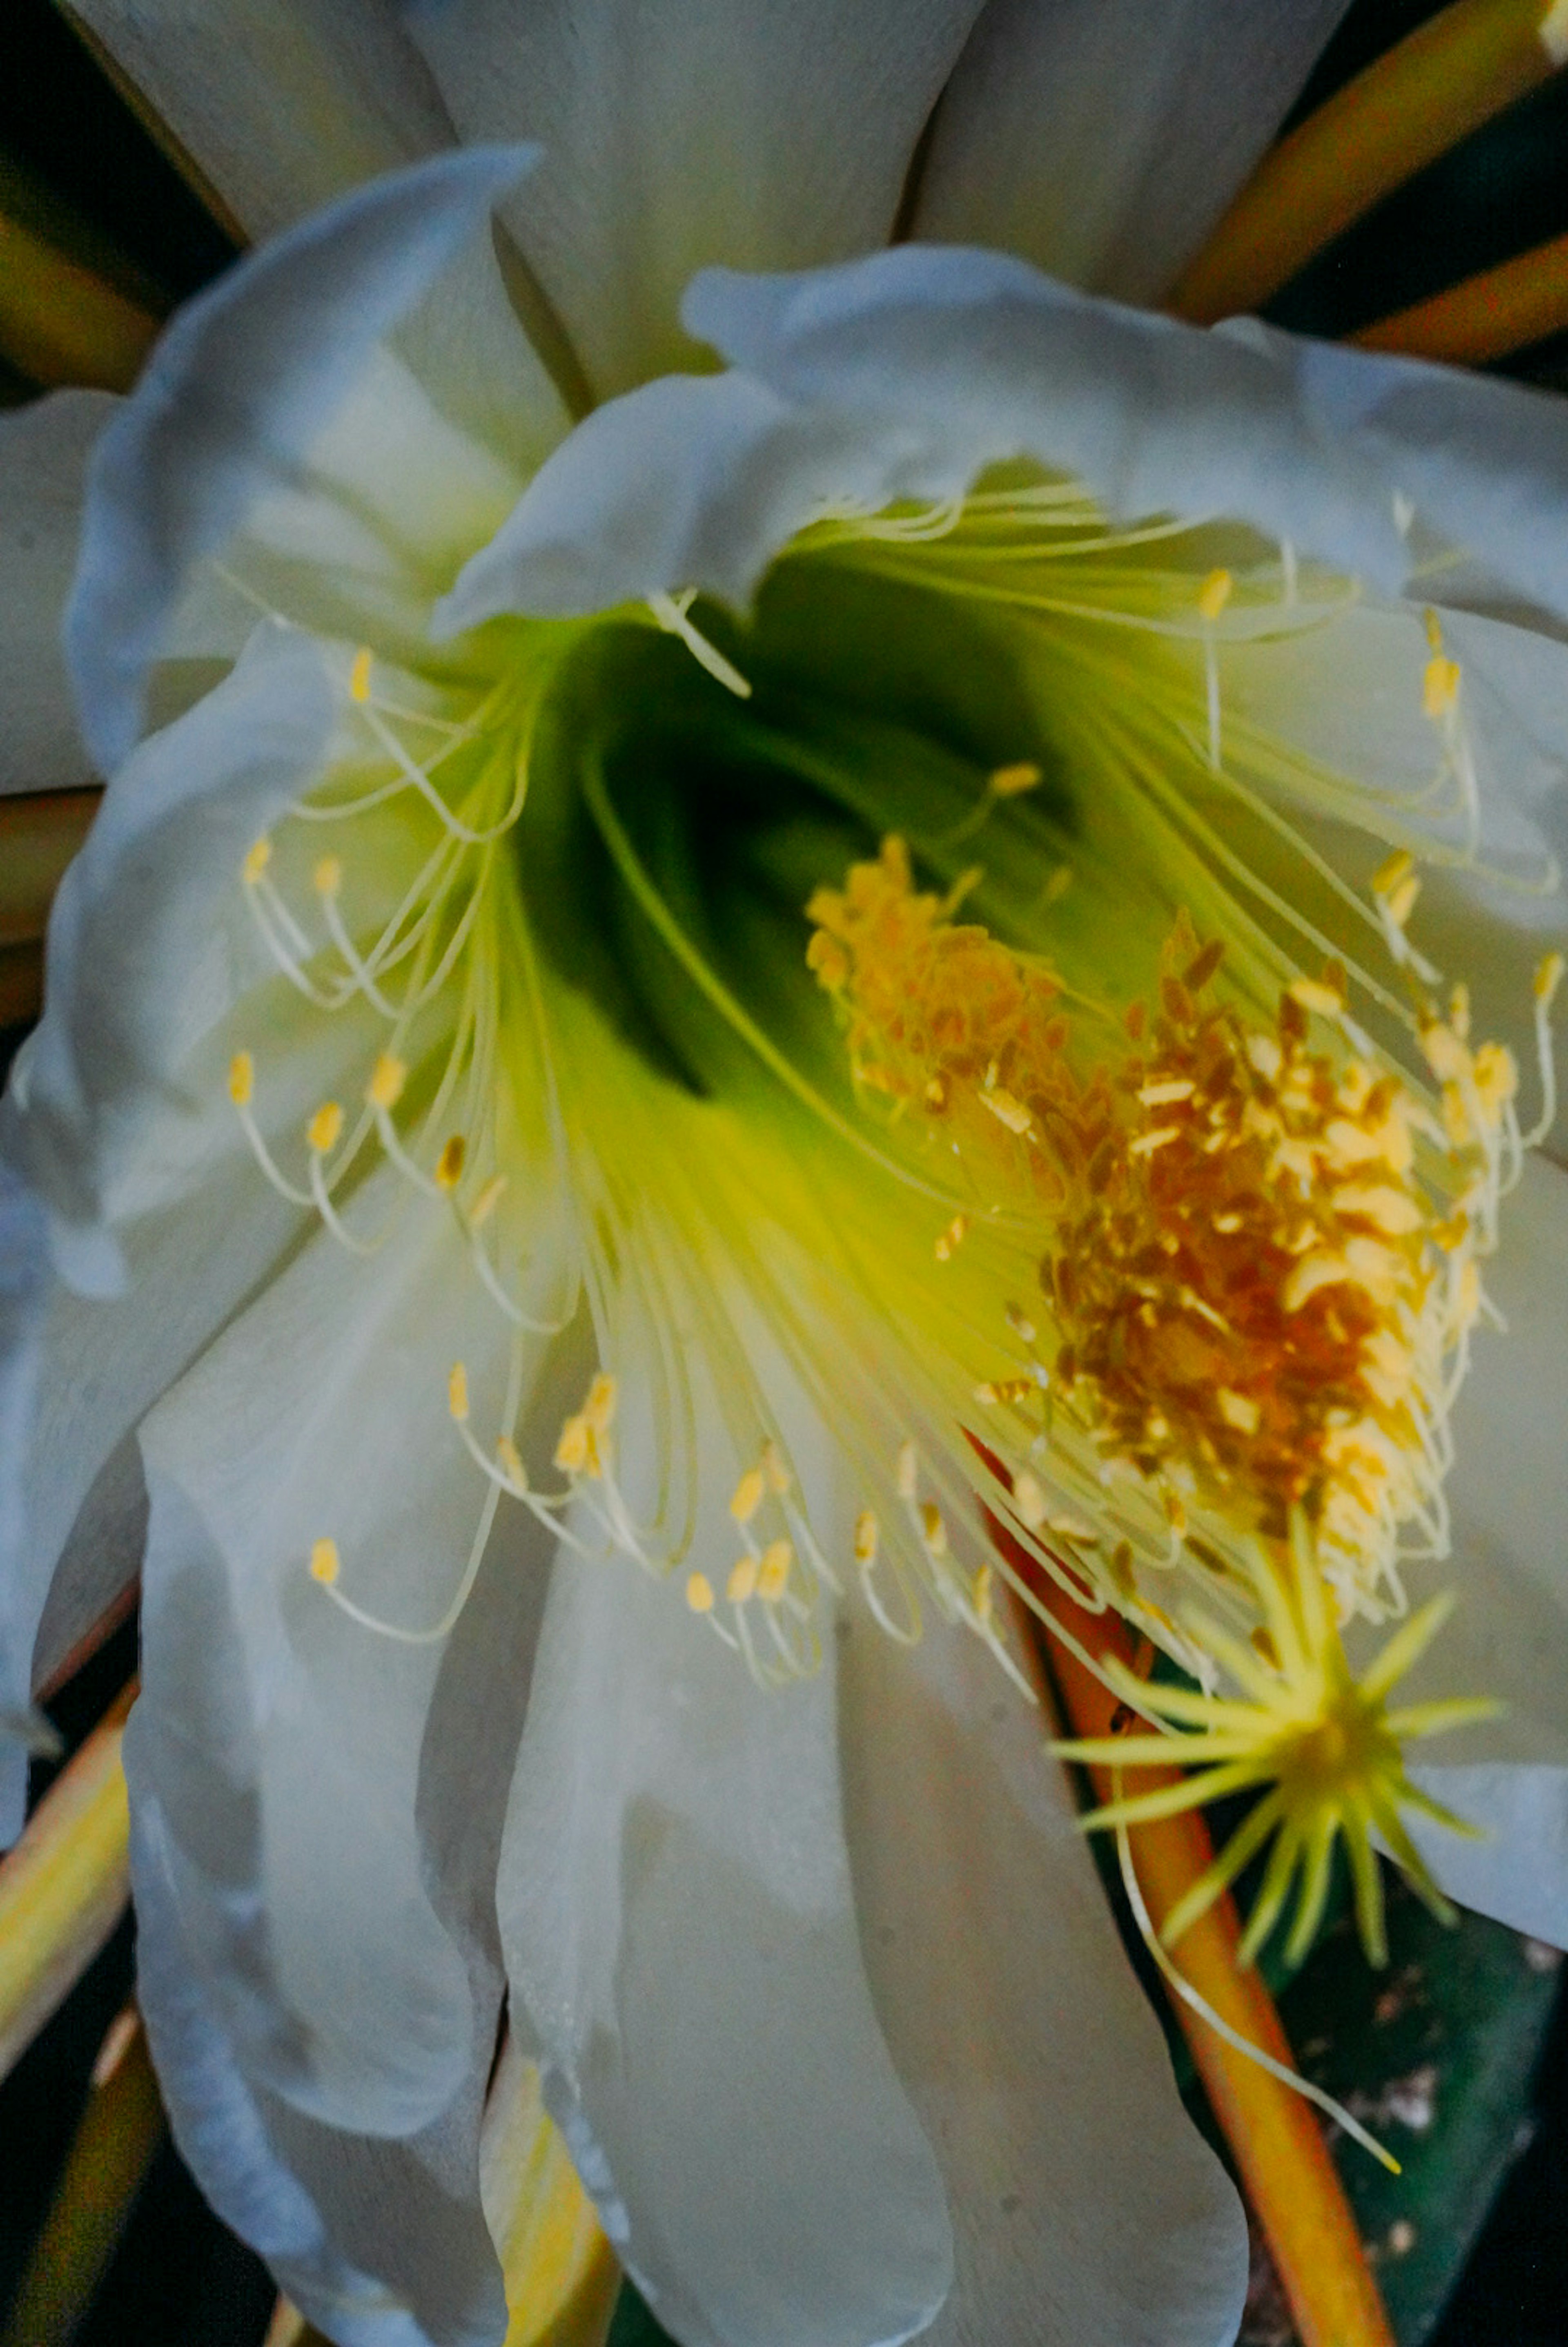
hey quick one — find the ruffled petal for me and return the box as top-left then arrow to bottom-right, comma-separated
3,621 -> 337,1291
837,1604 -> 1249,2347
495,1368 -> 953,2347
915,0 -> 1350,302
131,1173 -> 548,2135
131,1788 -> 506,2347
0,390 -> 116,794
65,145 -> 540,771
59,0 -> 454,239
402,0 -> 991,397
672,248 -> 1568,623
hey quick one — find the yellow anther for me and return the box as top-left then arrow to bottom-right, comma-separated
435,1135 -> 466,1191
496,1435 -> 527,1491
1535,950 -> 1565,1009
1423,607 -> 1445,653
1198,569 -> 1234,622
310,1537 -> 341,1586
853,1509 -> 880,1565
367,1053 -> 406,1111
1332,1183 -> 1426,1236
1127,1124 -> 1180,1157
1385,873 -> 1422,930
1006,1303 -> 1038,1343
1373,849 -> 1414,899
1420,1022 -> 1470,1083
350,646 -> 373,704
730,1466 -> 766,1526
990,760 -> 1042,798
896,1441 -> 919,1502
227,1050 -> 254,1108
1139,1078 -> 1195,1108
757,1539 -> 793,1602
919,1501 -> 948,1556
468,1174 -> 506,1229
555,1415 -> 590,1477
448,1362 -> 469,1423
1013,1470 -> 1047,1532
1281,1249 -> 1348,1314
314,855 -> 342,899
980,1086 -> 1033,1135
1423,653 -> 1461,720
685,1571 -> 715,1615
1217,1388 -> 1262,1436
1246,1033 -> 1283,1082
935,1212 -> 969,1262
584,1373 -> 617,1433
762,1439 -> 791,1495
1287,976 -> 1345,1020
726,1555 -> 759,1605
307,1101 -> 343,1154
973,1562 -> 995,1620
242,836 -> 272,886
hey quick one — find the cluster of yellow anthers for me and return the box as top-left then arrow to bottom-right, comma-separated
808,834 -> 1559,1620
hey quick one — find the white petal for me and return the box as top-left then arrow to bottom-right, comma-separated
437,368 -> 953,631
0,391 -> 115,794
66,145 -> 538,771
496,1372 -> 953,2347
915,0 -> 1350,301
680,249 -> 1568,623
1398,1766 -> 1568,1952
403,0 -> 991,397
837,1606 -> 1248,2347
130,1788 -> 507,2347
61,0 -> 454,239
1371,1158 -> 1568,1946
133,1176 -> 536,2135
0,1167 -> 50,1841
3,622 -> 336,1291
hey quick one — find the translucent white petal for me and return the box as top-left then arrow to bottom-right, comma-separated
0,390 -> 115,794
65,145 -> 539,771
1398,1765 -> 1568,1952
915,0 -> 1351,301
2,622 -> 336,1291
403,0 -> 990,397
496,1365 -> 953,2347
837,1606 -> 1249,2347
60,0 -> 454,239
134,1174 -> 540,2135
679,248 -> 1568,622
1359,1158 -> 1568,1946
131,1788 -> 507,2347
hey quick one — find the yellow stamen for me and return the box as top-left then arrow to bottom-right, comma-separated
1422,654 -> 1462,721
726,1555 -> 759,1605
1171,0 -> 1568,322
349,646 -> 374,704
1197,568 -> 1233,623
495,1436 -> 527,1491
227,1051 -> 254,1109
990,760 -> 1042,798
314,856 -> 342,899
307,1101 -> 343,1155
853,1510 -> 880,1565
730,1466 -> 766,1525
435,1135 -> 466,1191
685,1572 -> 715,1615
448,1363 -> 470,1424
935,1212 -> 969,1261
310,1538 -> 340,1586
762,1439 -> 791,1495
242,837 -> 272,886
757,1539 -> 793,1602
368,1053 -> 406,1111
